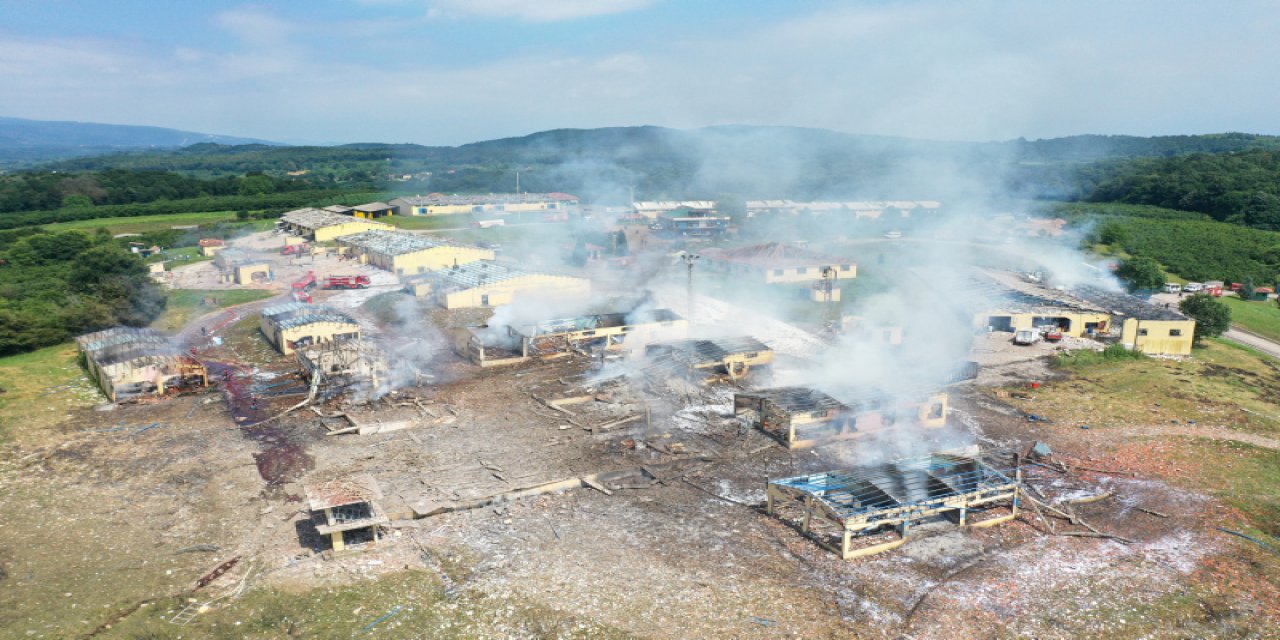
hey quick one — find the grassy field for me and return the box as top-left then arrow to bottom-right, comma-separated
150,289 -> 277,333
386,213 -> 474,230
1222,296 -> 1280,343
41,210 -> 239,234
106,567 -> 631,639
1008,339 -> 1280,537
0,343 -> 101,443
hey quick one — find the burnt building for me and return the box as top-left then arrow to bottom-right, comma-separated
734,387 -> 948,449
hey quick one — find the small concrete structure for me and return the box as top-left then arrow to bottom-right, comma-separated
304,474 -> 389,552
213,248 -> 272,285
453,308 -> 687,366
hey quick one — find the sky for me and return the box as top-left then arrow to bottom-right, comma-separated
0,0 -> 1277,146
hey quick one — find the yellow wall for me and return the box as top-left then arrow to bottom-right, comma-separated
235,263 -> 271,285
439,275 -> 591,309
1120,318 -> 1195,355
260,318 -> 362,355
977,310 -> 1112,337
200,245 -> 225,257
342,244 -> 496,276
311,220 -> 390,243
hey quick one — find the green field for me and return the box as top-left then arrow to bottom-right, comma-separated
0,343 -> 100,443
1222,296 -> 1280,343
150,289 -> 278,333
41,210 -> 239,233
385,213 -> 474,230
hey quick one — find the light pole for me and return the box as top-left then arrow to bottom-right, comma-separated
680,251 -> 700,321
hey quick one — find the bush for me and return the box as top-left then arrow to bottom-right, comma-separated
1052,343 -> 1148,368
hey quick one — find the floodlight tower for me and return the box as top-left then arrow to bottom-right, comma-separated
679,251 -> 700,322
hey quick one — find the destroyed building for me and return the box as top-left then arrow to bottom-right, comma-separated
335,229 -> 494,276
76,327 -> 208,403
303,473 -> 389,552
644,336 -> 774,381
453,308 -> 687,366
296,339 -> 391,399
766,452 -> 1020,559
212,248 -> 272,285
421,260 -> 591,309
260,302 -> 361,355
277,208 -> 391,242
734,387 -> 948,449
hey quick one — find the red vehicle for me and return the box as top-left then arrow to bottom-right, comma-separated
292,271 -> 317,292
1042,328 -> 1063,342
282,242 -> 310,256
323,275 -> 371,290
292,289 -> 313,304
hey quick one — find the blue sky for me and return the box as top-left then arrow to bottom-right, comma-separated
0,0 -> 1277,145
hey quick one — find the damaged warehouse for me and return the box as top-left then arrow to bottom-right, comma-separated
260,302 -> 361,355
421,260 -> 591,309
734,386 -> 948,449
76,327 -> 208,403
767,452 -> 1021,559
644,336 -> 774,382
453,307 -> 687,366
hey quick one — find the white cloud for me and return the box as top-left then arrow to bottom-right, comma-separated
432,0 -> 657,22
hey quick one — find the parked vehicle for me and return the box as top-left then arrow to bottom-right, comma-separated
471,219 -> 506,229
1203,281 -> 1225,297
883,230 -> 903,239
323,275 -> 371,290
281,242 -> 310,256
1182,282 -> 1203,293
1163,283 -> 1182,294
1042,327 -> 1063,342
291,271 -> 316,292
1014,329 -> 1040,346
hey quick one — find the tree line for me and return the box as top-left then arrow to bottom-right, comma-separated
0,229 -> 164,355
0,169 -> 320,214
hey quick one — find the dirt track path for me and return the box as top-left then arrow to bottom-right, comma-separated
1127,423 -> 1280,451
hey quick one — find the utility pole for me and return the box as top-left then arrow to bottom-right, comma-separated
820,266 -> 839,334
680,251 -> 700,321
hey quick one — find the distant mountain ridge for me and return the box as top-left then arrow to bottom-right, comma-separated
0,116 -> 279,166
14,120 -> 1280,201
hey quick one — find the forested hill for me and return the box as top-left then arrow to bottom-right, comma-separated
1080,150 -> 1280,229
28,126 -> 1280,203
0,116 -> 278,166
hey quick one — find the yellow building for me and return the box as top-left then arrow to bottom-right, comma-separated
278,208 -> 391,243
260,302 -> 361,355
426,261 -> 591,309
213,248 -> 273,285
976,308 -> 1113,337
389,193 -> 578,216
335,229 -> 494,276
76,327 -> 208,403
735,387 -> 947,449
1119,317 -> 1195,355
702,242 -> 856,285
351,202 -> 396,219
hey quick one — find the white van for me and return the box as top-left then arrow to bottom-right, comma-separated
1183,282 -> 1203,293
1013,329 -> 1040,346
1163,283 -> 1182,294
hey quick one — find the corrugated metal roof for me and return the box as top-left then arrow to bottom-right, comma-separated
392,193 -> 577,206
430,260 -> 574,289
336,229 -> 449,256
281,208 -> 391,230
262,303 -> 358,329
650,336 -> 771,365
